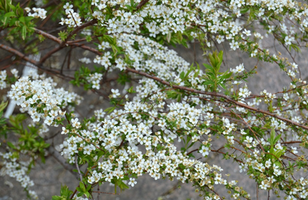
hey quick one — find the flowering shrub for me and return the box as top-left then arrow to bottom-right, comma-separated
1,0 -> 308,199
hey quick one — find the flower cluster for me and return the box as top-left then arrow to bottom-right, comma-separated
7,73 -> 81,127
79,57 -> 91,64
93,52 -> 112,70
25,7 -> 47,19
0,70 -> 7,89
86,72 -> 103,90
59,3 -> 82,27
0,152 -> 38,199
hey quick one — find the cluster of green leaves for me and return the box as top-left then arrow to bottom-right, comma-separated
6,113 -> 50,165
52,185 -> 73,200
0,0 -> 35,41
0,101 -> 49,182
202,51 -> 232,92
266,128 -> 285,168
0,101 -> 8,137
168,51 -> 233,101
70,66 -> 104,90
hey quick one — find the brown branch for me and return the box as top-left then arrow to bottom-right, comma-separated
211,148 -> 244,164
3,30 -> 308,132
125,68 -> 308,131
66,19 -> 98,42
136,0 -> 149,10
187,148 -> 199,155
39,45 -> 63,65
0,43 -> 72,79
37,19 -> 98,65
281,141 -> 302,144
68,42 -> 102,55
33,27 -> 103,58
0,43 -> 109,101
0,44 -> 39,64
34,28 -> 61,44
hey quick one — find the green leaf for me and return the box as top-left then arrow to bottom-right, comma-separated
103,35 -> 115,45
117,179 -> 129,190
85,35 -> 92,42
0,101 -> 8,112
2,11 -> 14,24
218,50 -> 223,62
269,128 -> 275,145
58,185 -> 73,199
180,71 -> 185,80
51,196 -> 62,200
79,182 -> 86,192
195,63 -> 200,76
104,106 -> 116,114
21,25 -> 26,40
273,148 -> 285,159
166,90 -> 178,98
273,134 -> 281,145
203,63 -> 214,71
58,31 -> 68,41
7,141 -> 16,149
240,8 -> 249,14
220,72 -> 232,80
202,79 -> 214,86
117,72 -> 131,85
19,16 -> 25,23
127,86 -> 136,93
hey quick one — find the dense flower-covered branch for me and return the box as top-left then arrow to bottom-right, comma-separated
1,0 -> 308,200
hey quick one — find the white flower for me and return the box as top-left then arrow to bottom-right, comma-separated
291,146 -> 298,154
265,160 -> 271,168
199,146 -> 209,157
230,63 -> 244,73
243,29 -> 251,36
128,178 -> 137,187
111,89 -> 120,98
230,40 -> 239,50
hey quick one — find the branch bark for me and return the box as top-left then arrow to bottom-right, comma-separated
2,40 -> 308,131
125,68 -> 308,131
33,27 -> 103,56
136,0 -> 149,10
37,19 -> 98,65
48,146 -> 79,180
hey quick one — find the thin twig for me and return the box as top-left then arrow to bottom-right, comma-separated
75,154 -> 83,181
136,0 -> 149,10
125,68 -> 308,131
48,146 -> 79,179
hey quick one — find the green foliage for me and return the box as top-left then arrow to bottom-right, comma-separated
117,72 -> 131,85
201,51 -> 232,92
52,185 -> 73,200
76,181 -> 92,198
0,101 -> 8,137
6,114 -> 50,164
59,31 -> 68,41
266,128 -> 285,167
0,0 -> 34,41
70,66 -> 104,90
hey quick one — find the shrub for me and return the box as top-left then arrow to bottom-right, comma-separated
1,0 -> 308,199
